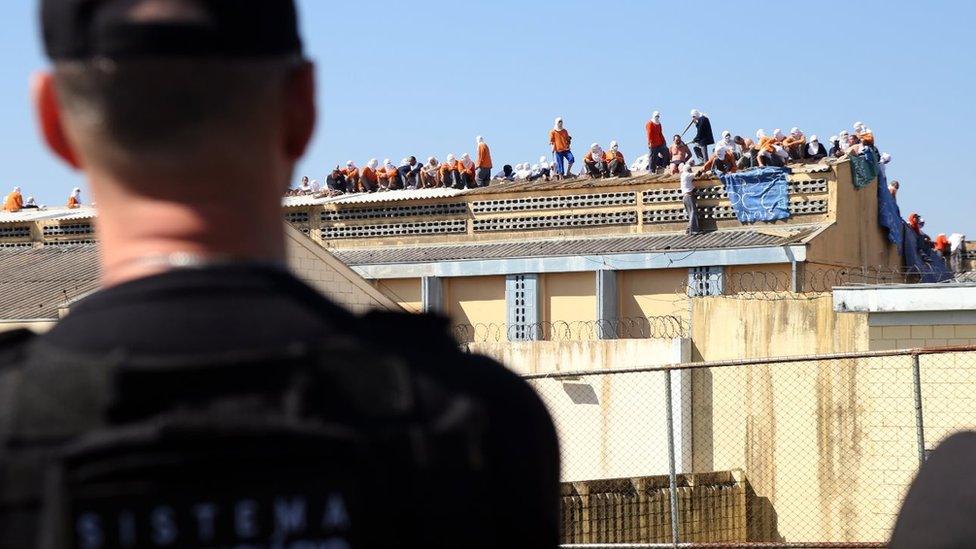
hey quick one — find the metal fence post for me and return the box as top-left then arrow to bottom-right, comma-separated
911,353 -> 927,466
663,368 -> 680,546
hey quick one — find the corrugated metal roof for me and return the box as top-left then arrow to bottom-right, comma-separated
329,187 -> 465,205
0,206 -> 97,224
0,245 -> 100,320
331,224 -> 824,266
281,194 -> 351,207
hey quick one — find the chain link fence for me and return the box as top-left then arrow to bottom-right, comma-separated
521,347 -> 976,548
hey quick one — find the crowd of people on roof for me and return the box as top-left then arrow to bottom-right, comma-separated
2,186 -> 83,213
288,110 -> 899,199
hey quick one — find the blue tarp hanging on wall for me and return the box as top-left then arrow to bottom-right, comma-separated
876,170 -> 904,250
903,227 -> 953,283
720,167 -> 792,224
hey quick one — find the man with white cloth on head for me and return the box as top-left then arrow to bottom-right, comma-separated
679,162 -> 701,235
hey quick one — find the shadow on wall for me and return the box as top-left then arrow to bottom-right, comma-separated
562,382 -> 600,405
746,480 -> 784,542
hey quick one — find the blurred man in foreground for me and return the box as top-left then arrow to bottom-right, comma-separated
0,1 -> 559,547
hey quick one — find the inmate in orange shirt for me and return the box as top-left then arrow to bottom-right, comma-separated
477,143 -> 493,169
549,129 -> 571,152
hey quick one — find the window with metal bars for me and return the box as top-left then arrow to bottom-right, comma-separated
688,266 -> 724,297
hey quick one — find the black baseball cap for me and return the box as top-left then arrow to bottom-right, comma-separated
41,0 -> 304,61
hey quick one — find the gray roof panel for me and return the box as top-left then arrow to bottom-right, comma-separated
332,225 -> 823,266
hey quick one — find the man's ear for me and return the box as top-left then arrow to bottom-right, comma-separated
283,62 -> 316,161
32,72 -> 81,169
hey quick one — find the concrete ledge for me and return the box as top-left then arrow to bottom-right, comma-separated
834,284 -> 976,313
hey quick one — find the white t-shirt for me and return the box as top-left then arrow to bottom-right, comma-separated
680,171 -> 695,194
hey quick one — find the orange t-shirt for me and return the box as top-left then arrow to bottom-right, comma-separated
584,151 -> 603,163
3,191 -> 23,212
459,160 -> 476,177
646,121 -> 666,148
440,161 -> 457,174
477,143 -> 492,169
549,129 -> 571,152
605,150 -> 624,164
783,135 -> 806,147
361,166 -> 378,183
67,196 -> 80,209
758,136 -> 776,153
858,132 -> 875,146
342,167 -> 359,179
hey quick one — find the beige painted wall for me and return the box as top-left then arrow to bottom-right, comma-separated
445,275 -> 507,328
689,296 -> 877,541
805,161 -> 901,269
469,338 -> 691,482
869,324 -> 976,350
543,272 -> 596,324
374,278 -> 422,313
285,225 -> 402,314
619,268 -> 689,319
691,295 -> 868,361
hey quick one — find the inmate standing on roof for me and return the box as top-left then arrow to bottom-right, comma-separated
0,1 -> 559,548
549,117 -> 574,177
476,135 -> 493,187
646,111 -> 670,172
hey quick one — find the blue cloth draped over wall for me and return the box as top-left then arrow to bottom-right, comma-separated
720,167 -> 791,224
876,170 -> 904,250
872,159 -> 951,282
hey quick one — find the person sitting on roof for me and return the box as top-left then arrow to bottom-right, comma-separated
512,163 -> 531,180
528,157 -> 553,182
646,111 -> 670,173
440,154 -> 461,188
398,156 -> 423,190
494,164 -> 516,182
783,127 -> 807,160
854,121 -> 876,151
949,233 -> 967,273
878,153 -> 892,177
687,109 -> 714,164
804,135 -> 827,161
679,162 -> 701,235
297,176 -> 312,194
583,143 -> 609,178
605,141 -> 630,178
422,157 -> 441,188
341,160 -> 360,192
755,130 -> 784,168
716,130 -> 735,156
549,117 -> 575,178
668,135 -> 692,174
838,130 -> 852,153
888,179 -> 900,199
361,158 -> 380,193
771,129 -> 791,163
934,234 -> 951,265
67,187 -> 82,208
379,158 -> 400,191
326,167 -> 347,193
22,196 -> 39,210
908,213 -> 934,251
735,136 -> 758,170
456,153 -> 477,189
827,136 -> 843,158
702,142 -> 737,176
3,186 -> 23,212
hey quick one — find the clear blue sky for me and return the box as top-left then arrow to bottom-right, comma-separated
1,1 -> 973,237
